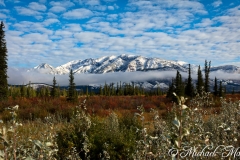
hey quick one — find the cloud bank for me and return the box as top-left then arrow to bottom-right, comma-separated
7,68 -> 240,86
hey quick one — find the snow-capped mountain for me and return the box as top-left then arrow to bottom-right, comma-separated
33,54 -> 196,75
31,63 -> 57,74
32,54 -> 240,75
210,65 -> 240,74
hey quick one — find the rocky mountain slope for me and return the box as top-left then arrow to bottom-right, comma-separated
32,54 -> 240,75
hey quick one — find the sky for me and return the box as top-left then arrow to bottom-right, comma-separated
1,0 -> 240,69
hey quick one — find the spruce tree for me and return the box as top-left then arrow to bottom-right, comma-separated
167,79 -> 175,99
51,76 -> 57,98
213,77 -> 218,96
68,69 -> 77,101
196,65 -> 204,94
185,64 -> 194,97
204,60 -> 211,92
0,21 -> 8,101
175,70 -> 184,96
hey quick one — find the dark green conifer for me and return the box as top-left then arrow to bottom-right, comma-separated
196,65 -> 204,94
0,21 -> 8,101
68,69 -> 77,101
185,64 -> 194,97
204,60 -> 211,92
175,70 -> 184,96
167,79 -> 175,99
51,76 -> 57,98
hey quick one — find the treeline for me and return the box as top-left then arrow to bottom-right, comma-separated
98,82 -> 163,96
7,60 -> 235,101
167,60 -> 228,100
8,82 -> 164,99
8,84 -> 65,99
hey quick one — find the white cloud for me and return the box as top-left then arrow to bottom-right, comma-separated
22,33 -> 51,44
28,2 -> 46,11
5,0 -> 240,69
74,31 -> 107,43
8,68 -> 240,86
65,23 -> 82,32
13,21 -> 54,35
7,69 -> 178,85
107,6 -> 114,10
49,1 -> 75,8
212,0 -> 222,8
47,12 -> 58,18
63,8 -> 93,19
15,6 -> 43,19
55,30 -> 73,38
49,6 -> 66,13
194,18 -> 213,28
77,0 -> 100,6
43,18 -> 60,26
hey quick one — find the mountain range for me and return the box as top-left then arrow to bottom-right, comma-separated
22,54 -> 240,92
32,54 -> 240,75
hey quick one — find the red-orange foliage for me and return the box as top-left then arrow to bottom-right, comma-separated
3,94 -> 239,121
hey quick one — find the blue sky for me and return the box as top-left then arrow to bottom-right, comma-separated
1,0 -> 240,68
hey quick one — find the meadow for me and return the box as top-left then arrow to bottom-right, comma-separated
0,92 -> 239,159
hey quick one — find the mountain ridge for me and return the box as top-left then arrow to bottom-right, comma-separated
32,54 -> 240,75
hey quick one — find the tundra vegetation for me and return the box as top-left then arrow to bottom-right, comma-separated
0,90 -> 239,159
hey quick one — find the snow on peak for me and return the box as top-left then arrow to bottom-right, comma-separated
34,63 -> 54,69
31,55 -> 240,75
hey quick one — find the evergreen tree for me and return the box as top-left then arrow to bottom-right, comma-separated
175,70 -> 184,96
196,65 -> 204,94
0,21 -> 8,100
204,60 -> 211,92
116,82 -> 119,95
68,69 -> 77,101
185,64 -> 194,97
167,79 -> 176,100
213,77 -> 218,96
51,76 -> 57,98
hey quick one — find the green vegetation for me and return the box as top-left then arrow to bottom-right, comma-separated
67,69 -> 78,102
204,60 -> 211,93
0,91 -> 239,159
0,21 -> 8,101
